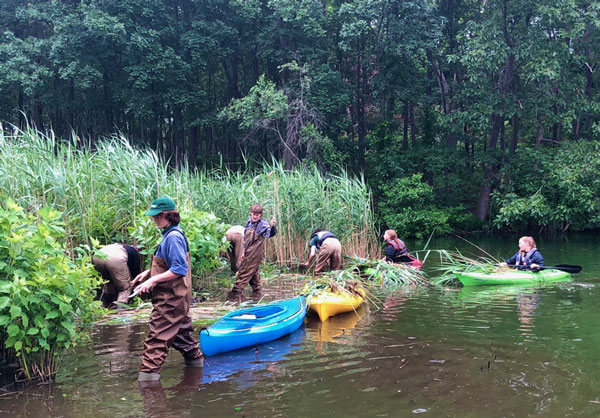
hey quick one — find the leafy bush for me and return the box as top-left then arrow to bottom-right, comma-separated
129,207 -> 228,275
376,173 -> 455,238
0,199 -> 102,381
366,129 -> 482,237
492,141 -> 600,232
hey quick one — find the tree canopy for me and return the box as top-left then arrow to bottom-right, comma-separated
1,0 -> 599,235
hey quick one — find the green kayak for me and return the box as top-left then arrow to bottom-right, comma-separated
454,269 -> 571,286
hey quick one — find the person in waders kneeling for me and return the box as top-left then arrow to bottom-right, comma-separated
225,224 -> 245,272
302,229 -> 342,274
227,204 -> 276,302
132,196 -> 203,381
93,243 -> 141,309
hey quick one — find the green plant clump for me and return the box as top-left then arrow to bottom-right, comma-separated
0,199 -> 102,382
129,207 -> 228,275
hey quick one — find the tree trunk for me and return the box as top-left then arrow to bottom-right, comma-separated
222,55 -> 241,100
573,118 -> 581,140
188,126 -> 198,168
357,35 -> 367,171
535,122 -> 545,147
402,100 -> 409,150
475,114 -> 503,221
509,114 -> 518,155
18,89 -> 24,128
409,101 -> 417,148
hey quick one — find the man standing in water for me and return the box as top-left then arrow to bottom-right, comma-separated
227,204 -> 276,301
132,196 -> 203,381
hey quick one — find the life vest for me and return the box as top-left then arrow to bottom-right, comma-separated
515,248 -> 539,270
386,238 -> 408,256
311,231 -> 338,250
386,238 -> 422,269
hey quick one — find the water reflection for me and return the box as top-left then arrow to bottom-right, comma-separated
138,367 -> 204,418
201,327 -> 305,387
93,324 -> 141,374
381,291 -> 410,322
516,292 -> 540,340
305,305 -> 366,352
457,285 -> 543,341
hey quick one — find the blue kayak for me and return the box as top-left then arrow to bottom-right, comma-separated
200,296 -> 306,356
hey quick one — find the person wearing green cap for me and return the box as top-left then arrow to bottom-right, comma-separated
131,196 -> 203,381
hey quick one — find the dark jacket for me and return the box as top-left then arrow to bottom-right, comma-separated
506,248 -> 544,270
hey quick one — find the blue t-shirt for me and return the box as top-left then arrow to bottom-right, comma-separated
155,226 -> 189,276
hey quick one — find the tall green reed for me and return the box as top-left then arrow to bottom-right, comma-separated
0,126 -> 378,262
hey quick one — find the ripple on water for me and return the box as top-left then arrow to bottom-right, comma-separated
6,270 -> 600,417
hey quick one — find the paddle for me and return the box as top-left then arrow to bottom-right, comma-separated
539,264 -> 582,274
508,264 -> 582,274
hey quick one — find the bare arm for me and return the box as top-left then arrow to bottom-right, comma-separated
131,269 -> 151,286
136,270 -> 182,293
303,253 -> 316,267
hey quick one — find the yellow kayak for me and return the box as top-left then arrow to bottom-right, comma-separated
309,286 -> 365,321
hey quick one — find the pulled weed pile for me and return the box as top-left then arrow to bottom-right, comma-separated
302,275 -> 366,300
346,257 -> 429,288
298,256 -> 429,303
431,250 -> 501,286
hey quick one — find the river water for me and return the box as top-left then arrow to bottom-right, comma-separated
2,234 -> 600,417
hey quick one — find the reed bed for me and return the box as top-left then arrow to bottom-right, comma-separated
0,125 -> 378,262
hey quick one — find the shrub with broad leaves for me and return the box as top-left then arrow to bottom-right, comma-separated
0,199 -> 102,381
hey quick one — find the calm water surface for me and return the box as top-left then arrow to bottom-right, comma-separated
3,234 -> 600,417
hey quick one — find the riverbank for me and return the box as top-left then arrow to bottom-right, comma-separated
95,272 -> 309,327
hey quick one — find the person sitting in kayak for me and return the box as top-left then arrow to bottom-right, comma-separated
302,229 -> 342,274
503,236 -> 544,270
380,229 -> 422,268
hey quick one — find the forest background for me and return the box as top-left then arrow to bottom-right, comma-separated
2,0 -> 600,237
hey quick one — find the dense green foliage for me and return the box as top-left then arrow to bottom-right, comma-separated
1,0 -> 599,236
493,141 -> 600,232
0,199 -> 102,381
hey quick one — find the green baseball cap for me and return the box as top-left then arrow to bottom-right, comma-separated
145,196 -> 176,216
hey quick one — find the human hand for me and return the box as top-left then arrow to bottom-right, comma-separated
137,279 -> 155,294
132,269 -> 150,286
530,263 -> 539,269
270,216 -> 276,227
498,262 -> 507,267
